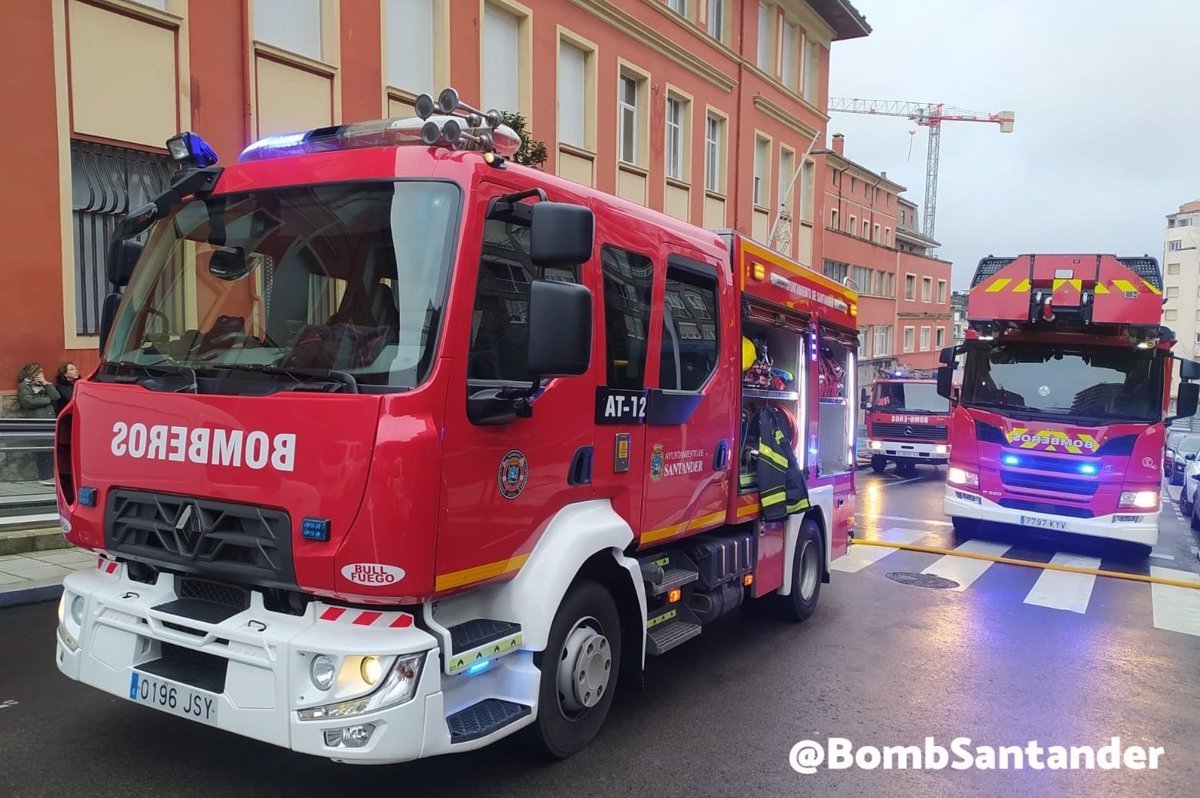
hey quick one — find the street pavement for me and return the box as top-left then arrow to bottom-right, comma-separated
2,467 -> 1198,795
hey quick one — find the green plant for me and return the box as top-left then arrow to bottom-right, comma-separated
500,111 -> 548,169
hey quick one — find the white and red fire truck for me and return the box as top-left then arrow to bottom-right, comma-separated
863,368 -> 951,475
53,90 -> 860,763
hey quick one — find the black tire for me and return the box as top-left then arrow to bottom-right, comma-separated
951,516 -> 979,540
871,455 -> 888,474
896,459 -> 917,477
777,517 -> 823,622
1182,498 -> 1192,517
1191,502 -> 1200,532
528,580 -> 621,760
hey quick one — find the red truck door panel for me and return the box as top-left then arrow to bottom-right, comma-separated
638,254 -> 734,545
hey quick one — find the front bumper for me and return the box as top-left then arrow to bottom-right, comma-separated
868,439 -> 949,463
54,564 -> 533,764
943,486 -> 1158,546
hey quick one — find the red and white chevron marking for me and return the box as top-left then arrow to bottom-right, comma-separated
96,556 -> 118,575
317,606 -> 414,628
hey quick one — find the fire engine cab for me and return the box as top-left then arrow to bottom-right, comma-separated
862,368 -> 951,475
52,89 -> 859,764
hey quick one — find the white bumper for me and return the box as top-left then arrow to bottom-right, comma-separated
943,487 -> 1158,546
869,439 -> 950,462
54,565 -> 534,764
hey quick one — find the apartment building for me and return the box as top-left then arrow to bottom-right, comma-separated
816,135 -> 952,392
1163,199 -> 1200,412
0,0 -> 870,398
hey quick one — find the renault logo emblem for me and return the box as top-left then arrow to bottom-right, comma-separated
173,503 -> 201,555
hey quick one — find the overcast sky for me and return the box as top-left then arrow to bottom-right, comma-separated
827,0 -> 1200,290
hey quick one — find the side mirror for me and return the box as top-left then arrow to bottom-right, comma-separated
528,279 -> 592,377
117,201 -> 159,240
530,202 -> 594,267
106,240 -> 143,288
936,365 -> 954,399
1180,359 -> 1200,382
208,248 -> 251,281
1176,381 -> 1200,419
939,345 -> 958,366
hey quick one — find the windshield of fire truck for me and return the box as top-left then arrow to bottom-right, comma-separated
960,342 -> 1165,424
872,382 -> 949,414
103,181 -> 460,389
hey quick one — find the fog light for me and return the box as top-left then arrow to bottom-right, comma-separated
310,655 -> 336,691
361,656 -> 383,686
70,595 -> 84,626
57,622 -> 79,652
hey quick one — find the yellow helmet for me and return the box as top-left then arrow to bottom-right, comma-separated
742,337 -> 757,371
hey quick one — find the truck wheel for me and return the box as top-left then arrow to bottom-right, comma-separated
951,517 -> 979,540
871,455 -> 888,473
529,580 -> 621,760
896,460 -> 917,476
777,518 -> 823,622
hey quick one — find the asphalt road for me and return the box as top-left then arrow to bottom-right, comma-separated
3,467 -> 1198,796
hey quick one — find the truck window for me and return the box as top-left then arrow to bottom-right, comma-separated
601,246 -> 653,389
467,216 -> 578,383
660,263 -> 718,391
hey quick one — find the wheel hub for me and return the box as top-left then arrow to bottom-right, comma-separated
557,622 -> 612,713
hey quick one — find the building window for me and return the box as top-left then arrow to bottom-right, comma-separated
757,2 -> 773,72
922,276 -> 933,302
1165,309 -> 1178,321
848,216 -> 857,237
665,94 -> 689,181
602,246 -> 654,389
851,176 -> 857,194
903,326 -> 915,353
886,273 -> 896,297
874,326 -> 892,357
707,0 -> 725,42
558,41 -> 589,150
70,140 -> 173,337
483,3 -> 522,115
753,136 -> 771,207
935,327 -> 945,348
618,73 -> 643,166
905,274 -> 916,301
1170,240 -> 1183,252
852,266 -> 871,293
253,0 -> 322,59
781,21 -> 798,90
873,223 -> 881,243
920,327 -> 931,351
873,271 -> 884,296
704,113 -> 725,193
777,148 -> 795,214
1168,262 -> 1181,275
884,227 -> 891,246
667,0 -> 687,15
830,208 -> 839,230
936,279 -> 947,304
661,263 -> 719,390
1167,286 -> 1180,299
803,37 -> 820,99
823,261 -> 848,283
386,0 -> 435,93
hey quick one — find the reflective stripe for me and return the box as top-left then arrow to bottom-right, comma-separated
1012,279 -> 1030,293
1094,283 -> 1109,294
986,278 -> 1012,293
757,444 -> 789,469
1112,279 -> 1137,294
761,491 -> 787,507
786,499 -> 810,513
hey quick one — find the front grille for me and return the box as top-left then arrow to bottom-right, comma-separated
1000,470 -> 1097,497
179,578 -> 251,611
872,422 -> 947,440
998,498 -> 1096,519
105,490 -> 294,590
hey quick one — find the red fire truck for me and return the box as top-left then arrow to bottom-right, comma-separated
938,253 -> 1199,550
863,368 -> 950,475
53,90 -> 860,764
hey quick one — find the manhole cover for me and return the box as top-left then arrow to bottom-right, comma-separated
885,572 -> 960,589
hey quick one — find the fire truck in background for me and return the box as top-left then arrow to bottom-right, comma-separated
53,89 -> 861,764
862,367 -> 951,475
938,253 -> 1200,552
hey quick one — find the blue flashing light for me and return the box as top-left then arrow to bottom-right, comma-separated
466,659 -> 492,676
78,487 -> 98,507
166,131 -> 219,167
1002,455 -> 1019,467
1079,464 -> 1098,476
239,131 -> 309,161
301,518 -> 331,541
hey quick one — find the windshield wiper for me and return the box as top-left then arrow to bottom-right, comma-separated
198,362 -> 359,393
104,359 -> 198,392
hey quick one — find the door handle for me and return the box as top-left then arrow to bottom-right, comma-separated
713,439 -> 729,470
568,446 -> 594,485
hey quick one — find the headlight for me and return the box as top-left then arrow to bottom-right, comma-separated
300,652 -> 426,721
947,467 -> 979,487
360,656 -> 383,686
869,440 -> 883,450
1119,490 -> 1158,510
934,444 -> 949,454
310,655 -> 337,691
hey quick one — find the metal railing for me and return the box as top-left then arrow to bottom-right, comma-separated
0,418 -> 58,526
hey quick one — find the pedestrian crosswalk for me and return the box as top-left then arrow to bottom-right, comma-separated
834,527 -> 1200,638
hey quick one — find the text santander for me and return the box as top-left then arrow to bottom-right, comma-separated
110,422 -> 296,472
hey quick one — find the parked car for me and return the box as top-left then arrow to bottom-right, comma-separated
1181,456 -> 1200,515
1165,428 -> 1191,477
1170,434 -> 1200,486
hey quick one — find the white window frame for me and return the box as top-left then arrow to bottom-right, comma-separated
936,279 -> 947,304
921,276 -> 933,303
253,0 -> 324,60
802,36 -> 820,98
556,32 -> 594,151
753,134 -> 771,207
905,273 -> 916,301
781,20 -> 798,90
667,0 -> 687,15
830,208 -> 839,230
704,110 -> 727,194
920,326 -> 931,351
707,0 -> 726,43
481,1 -> 532,121
903,326 -> 915,353
874,326 -> 891,357
665,90 -> 691,183
757,2 -> 774,72
935,327 -> 945,348
617,64 -> 649,167
848,215 -> 857,237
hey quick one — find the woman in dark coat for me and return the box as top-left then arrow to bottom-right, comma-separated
16,362 -> 59,485
54,362 -> 80,415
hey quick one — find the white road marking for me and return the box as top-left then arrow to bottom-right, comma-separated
1023,553 -> 1101,614
872,515 -> 953,528
832,528 -> 926,573
1150,553 -> 1176,561
1150,567 -> 1200,637
921,539 -> 1012,592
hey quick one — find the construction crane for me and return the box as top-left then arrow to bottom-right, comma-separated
827,98 -> 1015,240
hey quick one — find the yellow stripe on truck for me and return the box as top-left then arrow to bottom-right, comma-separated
986,278 -> 1012,293
1112,279 -> 1137,294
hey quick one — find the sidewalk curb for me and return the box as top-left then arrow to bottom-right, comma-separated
0,580 -> 64,609
0,527 -> 70,557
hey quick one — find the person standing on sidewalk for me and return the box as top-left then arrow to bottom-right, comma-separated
53,361 -> 79,415
16,362 -> 59,486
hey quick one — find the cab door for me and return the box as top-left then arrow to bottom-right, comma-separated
638,252 -> 735,544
